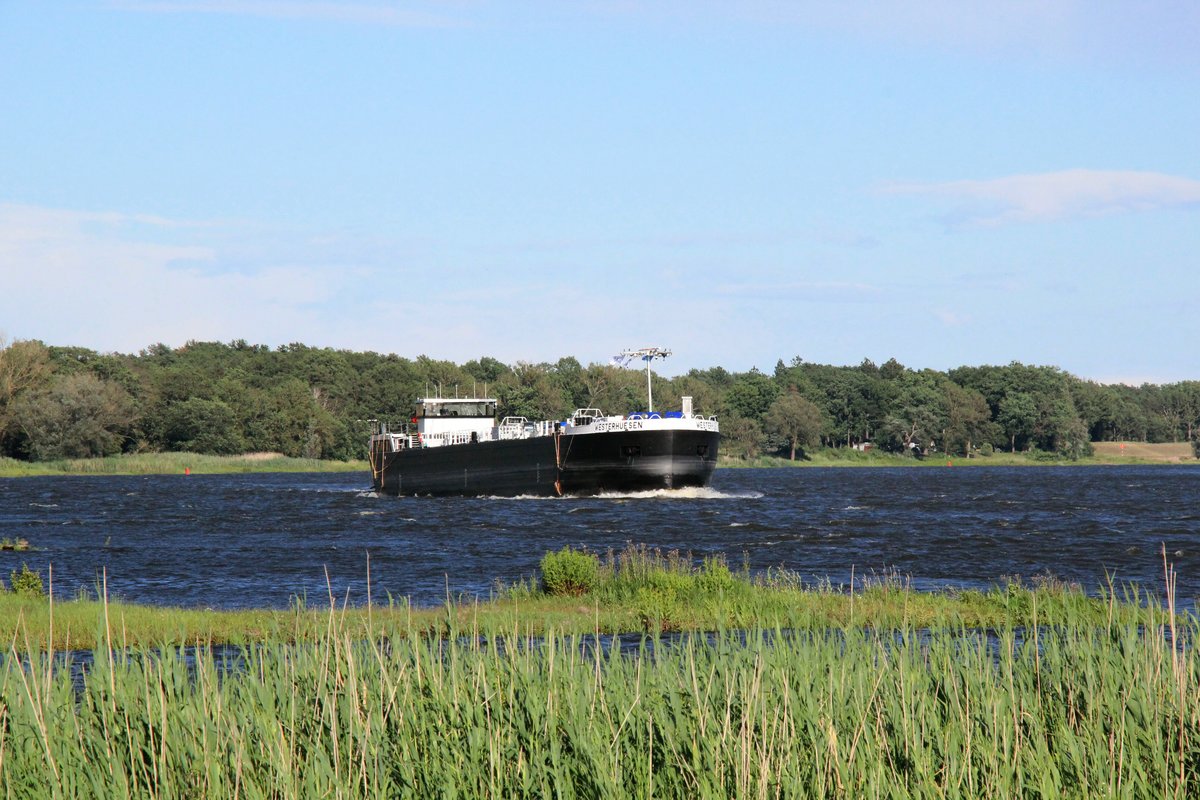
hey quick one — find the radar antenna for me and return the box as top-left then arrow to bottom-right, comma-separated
616,346 -> 672,412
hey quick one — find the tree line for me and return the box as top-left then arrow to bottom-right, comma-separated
1,337 -> 1198,463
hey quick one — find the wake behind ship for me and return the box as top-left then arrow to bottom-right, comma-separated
368,349 -> 720,497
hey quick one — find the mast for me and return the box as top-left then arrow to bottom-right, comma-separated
618,346 -> 671,411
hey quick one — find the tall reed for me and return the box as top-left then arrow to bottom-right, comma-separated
2,592 -> 1196,797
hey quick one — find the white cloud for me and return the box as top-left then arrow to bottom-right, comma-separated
685,1 -> 1200,69
106,0 -> 458,26
104,0 -> 1200,70
934,309 -> 971,327
0,203 -> 733,370
883,169 -> 1200,226
716,280 -> 883,299
0,203 -> 358,352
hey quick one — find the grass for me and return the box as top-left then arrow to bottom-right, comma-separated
0,558 -> 1196,797
0,452 -> 367,478
723,442 -> 1200,468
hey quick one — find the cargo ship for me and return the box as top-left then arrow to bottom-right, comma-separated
368,348 -> 720,497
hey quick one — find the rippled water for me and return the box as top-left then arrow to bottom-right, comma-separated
1,466 -> 1197,610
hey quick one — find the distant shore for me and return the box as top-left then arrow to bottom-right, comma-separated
727,440 -> 1197,468
0,442 -> 1194,478
0,451 -> 367,478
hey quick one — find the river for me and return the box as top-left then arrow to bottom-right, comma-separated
1,466 -> 1196,610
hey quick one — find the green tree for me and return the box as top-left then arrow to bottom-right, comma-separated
666,374 -> 724,419
1159,381 -> 1200,442
942,382 -> 993,457
763,390 -> 825,460
462,356 -> 510,385
161,397 -> 245,454
720,415 -> 765,460
13,373 -> 138,460
879,372 -> 947,456
243,379 -> 337,458
1056,413 -> 1094,460
724,369 -> 780,420
0,338 -> 53,457
413,354 -> 474,398
997,392 -> 1037,452
550,356 -> 587,409
578,364 -> 643,416
359,358 -> 422,424
879,357 -> 906,382
496,363 -> 570,421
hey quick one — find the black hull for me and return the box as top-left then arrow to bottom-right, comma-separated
371,429 -> 720,497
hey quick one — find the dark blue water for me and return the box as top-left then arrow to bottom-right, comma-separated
1,466 -> 1197,610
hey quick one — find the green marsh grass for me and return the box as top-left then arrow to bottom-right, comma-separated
2,549 -> 1197,796
0,547 -> 1180,651
1,581 -> 1197,797
0,452 -> 366,478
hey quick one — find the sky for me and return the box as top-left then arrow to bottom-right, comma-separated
2,1 -> 1198,383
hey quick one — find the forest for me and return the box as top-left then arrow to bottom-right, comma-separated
1,337 -> 1199,463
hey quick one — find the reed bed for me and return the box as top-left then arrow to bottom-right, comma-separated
2,595 -> 1197,798
0,452 -> 365,477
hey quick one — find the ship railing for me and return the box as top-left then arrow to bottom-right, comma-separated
371,432 -> 419,452
497,416 -> 531,440
570,408 -> 605,426
497,418 -> 557,439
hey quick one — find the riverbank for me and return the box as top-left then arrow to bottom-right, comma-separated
0,442 -> 1194,478
0,451 -> 367,477
725,440 -> 1198,468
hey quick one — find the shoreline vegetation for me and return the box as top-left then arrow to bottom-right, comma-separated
0,440 -> 1194,479
0,544 -> 1189,652
4,338 -> 1200,473
0,451 -> 367,478
1,547 -> 1196,796
731,440 -> 1197,468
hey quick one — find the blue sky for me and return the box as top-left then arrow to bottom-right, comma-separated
2,2 -> 1198,382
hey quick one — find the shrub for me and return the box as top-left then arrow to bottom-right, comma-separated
635,586 -> 679,630
540,547 -> 599,596
645,569 -> 693,597
697,555 -> 735,594
9,563 -> 44,598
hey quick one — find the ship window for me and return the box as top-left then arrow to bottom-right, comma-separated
418,401 -> 496,418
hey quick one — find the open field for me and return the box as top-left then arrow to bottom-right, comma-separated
727,441 -> 1199,468
1092,441 -> 1196,463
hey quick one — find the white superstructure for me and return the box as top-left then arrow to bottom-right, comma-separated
370,396 -> 717,453
369,347 -> 717,456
